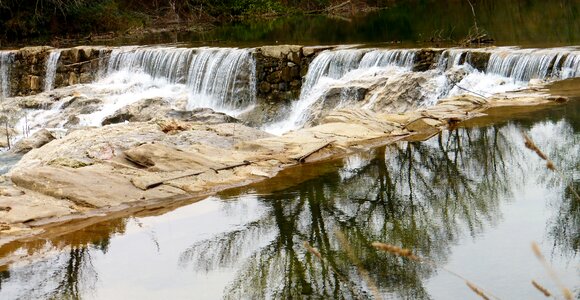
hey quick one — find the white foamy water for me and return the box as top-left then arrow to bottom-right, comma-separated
265,46 -> 580,135
44,50 -> 61,91
12,46 -> 257,138
486,47 -> 580,81
264,49 -> 418,135
102,46 -> 256,112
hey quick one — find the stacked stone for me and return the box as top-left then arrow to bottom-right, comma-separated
57,47 -> 111,88
11,46 -> 51,95
254,45 -> 331,103
8,46 -> 110,96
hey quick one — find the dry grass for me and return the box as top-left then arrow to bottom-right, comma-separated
336,230 -> 382,300
466,281 -> 491,300
371,242 -> 419,261
372,241 -> 499,300
303,241 -> 322,259
302,241 -> 359,296
531,242 -> 573,300
521,131 -> 580,201
531,280 -> 552,297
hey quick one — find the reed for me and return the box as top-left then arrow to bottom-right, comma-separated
521,131 -> 580,201
466,281 -> 491,300
372,241 -> 499,300
531,280 -> 552,297
371,242 -> 419,261
531,242 -> 573,300
302,241 -> 359,296
336,230 -> 382,300
303,241 -> 321,259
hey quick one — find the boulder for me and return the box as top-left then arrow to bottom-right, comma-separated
11,129 -> 55,154
101,98 -> 239,126
102,97 -> 170,125
167,108 -> 239,124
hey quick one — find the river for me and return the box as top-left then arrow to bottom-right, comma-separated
0,2 -> 578,299
0,93 -> 578,299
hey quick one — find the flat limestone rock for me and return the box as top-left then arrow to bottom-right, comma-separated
0,193 -> 75,224
405,117 -> 444,132
10,164 -> 180,208
259,45 -> 302,59
124,143 -> 225,172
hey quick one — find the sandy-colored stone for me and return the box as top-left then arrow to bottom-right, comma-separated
259,45 -> 303,59
11,129 -> 55,154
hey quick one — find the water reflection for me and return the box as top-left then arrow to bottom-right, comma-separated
0,105 -> 578,299
176,125 -> 519,299
0,219 -> 127,299
182,0 -> 579,47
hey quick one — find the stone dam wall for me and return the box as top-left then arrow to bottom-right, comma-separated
1,45 -> 496,102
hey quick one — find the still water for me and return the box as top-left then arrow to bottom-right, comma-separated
0,99 -> 578,299
101,0 -> 580,48
18,0 -> 577,49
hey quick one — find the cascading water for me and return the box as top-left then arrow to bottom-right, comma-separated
486,47 -> 580,81
0,51 -> 14,99
265,46 -> 580,136
264,49 -> 418,135
44,50 -> 61,91
101,46 -> 256,112
13,46 -> 257,133
4,45 -> 580,141
436,49 -> 468,71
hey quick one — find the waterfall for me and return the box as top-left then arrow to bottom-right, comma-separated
264,48 -> 418,135
359,49 -> 416,69
0,51 -> 14,99
44,50 -> 61,91
437,49 -> 468,71
301,49 -> 417,98
101,46 -> 256,111
105,46 -> 195,84
186,48 -> 256,110
486,47 -> 580,82
560,52 -> 580,79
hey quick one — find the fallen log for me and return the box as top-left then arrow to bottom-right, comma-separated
294,141 -> 334,163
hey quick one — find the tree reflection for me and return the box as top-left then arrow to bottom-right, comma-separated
179,126 -> 517,299
0,218 -> 127,299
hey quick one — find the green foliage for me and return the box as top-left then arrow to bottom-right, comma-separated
65,0 -> 146,33
0,0 -> 577,44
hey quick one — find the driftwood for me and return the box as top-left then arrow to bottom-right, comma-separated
294,141 -> 333,163
133,160 -> 252,190
306,0 -> 351,14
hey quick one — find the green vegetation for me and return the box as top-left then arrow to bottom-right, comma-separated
0,0 -> 368,43
0,0 -> 577,45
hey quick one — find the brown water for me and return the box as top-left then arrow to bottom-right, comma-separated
0,98 -> 578,299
